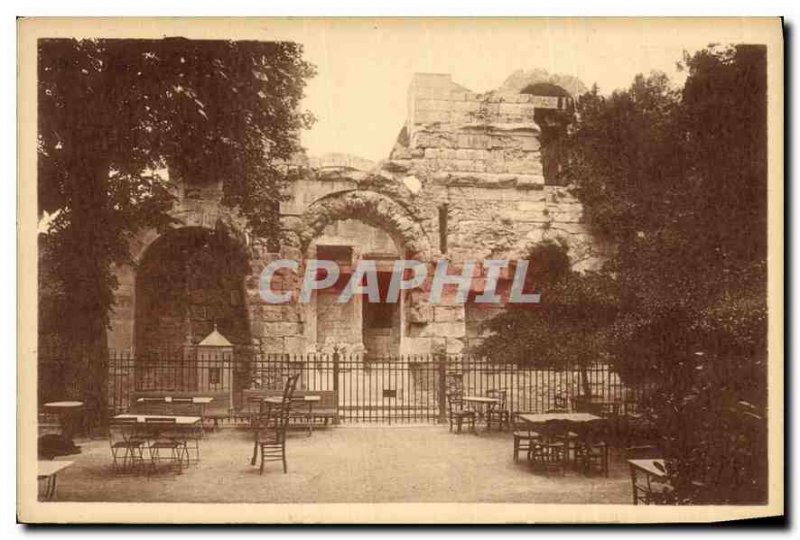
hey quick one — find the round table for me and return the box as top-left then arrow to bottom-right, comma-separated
43,401 -> 84,443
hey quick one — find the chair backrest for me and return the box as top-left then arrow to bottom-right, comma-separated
541,419 -> 571,441
576,418 -> 609,444
553,393 -> 570,411
109,417 -> 139,441
282,373 -> 301,404
486,388 -> 507,410
511,411 -> 535,431
446,392 -> 465,412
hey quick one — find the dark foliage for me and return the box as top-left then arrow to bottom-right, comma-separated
38,38 -> 315,429
480,45 -> 768,503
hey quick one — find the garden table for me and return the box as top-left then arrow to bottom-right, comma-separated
113,414 -> 202,425
518,412 -> 602,425
628,458 -> 669,505
43,401 -> 84,445
38,460 -> 74,501
293,395 -> 321,436
463,396 -> 500,430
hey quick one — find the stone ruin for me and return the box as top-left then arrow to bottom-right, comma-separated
108,70 -> 602,360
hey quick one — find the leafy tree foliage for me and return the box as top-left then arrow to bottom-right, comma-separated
38,38 -> 315,429
479,45 -> 768,503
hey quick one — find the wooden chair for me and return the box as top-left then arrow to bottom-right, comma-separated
485,389 -> 510,431
446,392 -> 476,434
529,419 -> 570,475
575,419 -> 610,477
511,412 -> 540,463
108,418 -> 147,474
253,373 -> 299,474
546,409 -> 579,462
144,417 -> 188,474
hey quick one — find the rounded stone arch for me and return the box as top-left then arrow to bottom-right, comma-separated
297,190 -> 434,260
131,224 -> 251,354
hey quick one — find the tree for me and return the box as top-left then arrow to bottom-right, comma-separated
474,240 -> 620,397
479,45 -> 768,503
38,38 -> 316,430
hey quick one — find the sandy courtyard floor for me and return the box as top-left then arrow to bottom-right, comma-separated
47,425 -> 632,504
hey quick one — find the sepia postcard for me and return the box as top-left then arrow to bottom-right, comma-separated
17,17 -> 784,524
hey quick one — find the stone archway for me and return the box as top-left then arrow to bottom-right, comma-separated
133,226 -> 251,355
294,190 -> 434,358
296,190 -> 434,261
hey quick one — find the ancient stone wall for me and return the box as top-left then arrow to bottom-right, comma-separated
109,70 -> 602,359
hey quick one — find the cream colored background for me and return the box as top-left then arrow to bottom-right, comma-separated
17,17 -> 784,524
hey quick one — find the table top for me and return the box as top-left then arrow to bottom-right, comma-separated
38,460 -> 75,477
137,397 -> 214,404
43,401 -> 83,409
463,396 -> 500,404
113,414 -> 201,425
519,412 -> 602,424
628,459 -> 668,479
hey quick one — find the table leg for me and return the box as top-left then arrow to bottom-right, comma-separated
630,467 -> 638,505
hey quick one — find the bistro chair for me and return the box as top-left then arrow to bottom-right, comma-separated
553,392 -> 570,411
144,417 -> 189,474
253,374 -> 299,474
108,418 -> 147,474
171,398 -> 204,461
511,412 -> 540,463
529,419 -> 570,475
546,408 -> 580,463
446,392 -> 476,434
574,419 -> 610,477
485,389 -> 510,431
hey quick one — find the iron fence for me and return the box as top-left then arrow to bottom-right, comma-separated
39,350 -> 648,424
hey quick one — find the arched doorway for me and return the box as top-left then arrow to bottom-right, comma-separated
296,190 -> 433,358
134,226 -> 250,356
521,82 -> 575,185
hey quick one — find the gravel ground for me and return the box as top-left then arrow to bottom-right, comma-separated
49,425 -> 632,504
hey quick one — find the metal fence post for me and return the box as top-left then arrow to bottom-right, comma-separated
436,353 -> 447,424
332,350 -> 340,424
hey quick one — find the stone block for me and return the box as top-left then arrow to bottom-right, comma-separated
401,337 -> 432,355
417,99 -> 453,112
421,321 -> 466,338
433,306 -> 465,322
445,338 -> 465,354
263,322 -> 303,337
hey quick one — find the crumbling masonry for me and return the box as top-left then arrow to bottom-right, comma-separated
108,70 -> 601,360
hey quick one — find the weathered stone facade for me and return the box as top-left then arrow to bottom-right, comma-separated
108,70 -> 601,359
